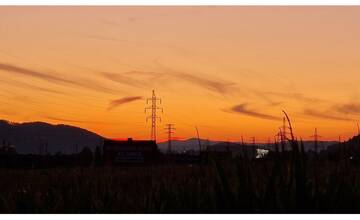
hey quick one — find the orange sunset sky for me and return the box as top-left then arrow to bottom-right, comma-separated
1,6 -> 360,142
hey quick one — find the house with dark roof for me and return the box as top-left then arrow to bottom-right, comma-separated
103,138 -> 160,165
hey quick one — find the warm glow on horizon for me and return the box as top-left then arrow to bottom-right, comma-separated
1,6 -> 360,142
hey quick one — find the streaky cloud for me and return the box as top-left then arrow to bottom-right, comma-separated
264,91 -> 327,104
0,78 -> 65,95
101,69 -> 234,95
228,103 -> 281,121
334,103 -> 360,115
303,109 -> 353,121
101,71 -> 162,88
0,62 -> 117,94
170,70 -> 235,95
45,116 -> 95,124
44,116 -> 117,125
76,77 -> 120,95
108,96 -> 143,111
85,34 -> 128,43
0,62 -> 74,84
155,61 -> 236,95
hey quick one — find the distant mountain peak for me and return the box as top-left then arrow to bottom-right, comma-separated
0,119 -> 104,154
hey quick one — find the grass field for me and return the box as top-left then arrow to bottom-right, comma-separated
1,150 -> 360,213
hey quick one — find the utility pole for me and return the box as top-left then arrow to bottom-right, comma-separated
165,124 -> 175,154
251,137 -> 256,146
145,90 -> 163,142
310,128 -> 321,154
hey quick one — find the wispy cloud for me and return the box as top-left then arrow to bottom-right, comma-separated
155,61 -> 236,95
170,70 -> 235,95
263,91 -> 327,104
101,69 -> 234,95
0,62 -> 117,94
101,71 -> 162,88
108,96 -> 143,111
0,78 -> 65,95
76,77 -> 119,94
45,116 -> 97,124
83,34 -> 136,45
0,62 -> 74,84
227,103 -> 281,121
303,109 -> 353,121
44,116 -> 123,125
334,103 -> 360,115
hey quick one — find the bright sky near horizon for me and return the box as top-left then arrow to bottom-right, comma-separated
1,6 -> 360,142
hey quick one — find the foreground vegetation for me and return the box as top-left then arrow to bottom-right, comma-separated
0,146 -> 360,213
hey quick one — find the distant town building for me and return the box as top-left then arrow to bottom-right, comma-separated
103,138 -> 160,165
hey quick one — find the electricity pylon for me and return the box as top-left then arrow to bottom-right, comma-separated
165,124 -> 175,154
145,90 -> 163,142
310,128 -> 321,154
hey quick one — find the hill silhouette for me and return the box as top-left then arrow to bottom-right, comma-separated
326,135 -> 360,156
0,120 -> 104,154
0,119 -> 342,155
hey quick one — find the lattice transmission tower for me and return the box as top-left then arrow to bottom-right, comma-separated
165,124 -> 175,153
145,90 -> 163,142
310,128 -> 321,154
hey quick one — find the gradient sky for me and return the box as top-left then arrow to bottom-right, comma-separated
1,6 -> 360,142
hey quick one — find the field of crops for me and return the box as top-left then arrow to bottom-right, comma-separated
1,148 -> 360,213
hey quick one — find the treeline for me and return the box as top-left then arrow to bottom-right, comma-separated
0,146 -> 103,169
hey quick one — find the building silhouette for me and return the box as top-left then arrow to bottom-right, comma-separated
103,138 -> 160,165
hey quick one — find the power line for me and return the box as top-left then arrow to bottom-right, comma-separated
145,90 -> 163,142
